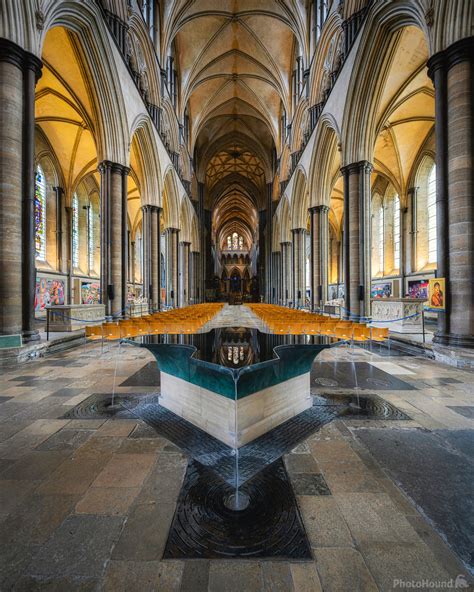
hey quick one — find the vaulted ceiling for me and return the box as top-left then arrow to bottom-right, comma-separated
161,0 -> 306,246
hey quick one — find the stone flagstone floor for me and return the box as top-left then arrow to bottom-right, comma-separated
0,305 -> 472,591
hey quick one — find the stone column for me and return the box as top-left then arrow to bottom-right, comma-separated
280,242 -> 292,305
165,228 -> 179,307
179,241 -> 190,306
21,47 -> 42,341
0,41 -> 24,336
341,161 -> 373,318
150,207 -> 159,311
292,228 -> 306,308
120,166 -> 129,314
428,37 -> 474,347
258,210 -> 266,298
190,251 -> 200,303
265,183 -> 273,302
0,41 -> 44,339
274,251 -> 282,304
140,205 -> 152,308
400,203 -> 408,293
197,182 -> 206,301
155,207 -> 163,310
130,240 -> 136,287
98,161 -> 128,317
53,187 -> 65,272
407,187 -> 418,277
309,205 -> 330,310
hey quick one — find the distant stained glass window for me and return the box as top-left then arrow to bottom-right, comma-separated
72,193 -> 79,268
35,166 -> 46,260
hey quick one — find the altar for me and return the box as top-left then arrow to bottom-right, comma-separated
371,298 -> 425,333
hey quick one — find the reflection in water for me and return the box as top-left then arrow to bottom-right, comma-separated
134,327 -> 336,369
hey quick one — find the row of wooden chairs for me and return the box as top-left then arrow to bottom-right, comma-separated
247,303 -> 389,344
85,303 -> 224,345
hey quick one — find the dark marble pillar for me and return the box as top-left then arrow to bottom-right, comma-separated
179,241 -> 190,306
309,205 -> 330,310
190,251 -> 199,304
341,160 -> 373,318
0,41 -> 25,335
165,228 -> 179,307
53,187 -> 65,272
265,183 -> 273,302
292,228 -> 306,308
407,187 -> 418,277
140,205 -> 152,309
98,161 -> 129,317
428,37 -> 474,347
0,41 -> 42,339
150,207 -> 160,311
280,241 -> 292,306
155,207 -> 163,310
21,48 -> 42,340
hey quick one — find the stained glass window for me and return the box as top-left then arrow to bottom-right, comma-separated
377,206 -> 384,274
227,233 -> 244,250
393,196 -> 400,269
427,165 -> 437,264
35,166 -> 46,260
72,193 -> 79,268
88,204 -> 94,272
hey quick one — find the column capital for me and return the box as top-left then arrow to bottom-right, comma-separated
280,241 -> 291,247
165,226 -> 180,234
291,227 -> 307,235
97,160 -> 111,175
179,241 -> 191,246
0,39 -> 42,80
97,160 -> 129,175
52,186 -> 65,197
309,205 -> 330,214
428,36 -> 474,80
340,160 -> 373,176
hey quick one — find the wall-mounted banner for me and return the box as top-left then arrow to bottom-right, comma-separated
428,278 -> 445,310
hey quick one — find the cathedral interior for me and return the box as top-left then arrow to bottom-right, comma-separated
0,1 -> 473,590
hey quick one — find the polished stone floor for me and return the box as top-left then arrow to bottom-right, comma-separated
0,306 -> 473,591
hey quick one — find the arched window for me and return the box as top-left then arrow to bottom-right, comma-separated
377,207 -> 384,273
226,233 -> 245,251
414,158 -> 437,270
88,205 -> 94,273
371,194 -> 384,277
427,166 -> 437,264
35,165 -> 47,261
72,193 -> 79,269
393,195 -> 400,270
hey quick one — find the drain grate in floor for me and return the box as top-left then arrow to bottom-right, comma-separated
313,393 -> 411,420
60,393 -> 159,420
163,459 -> 312,560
